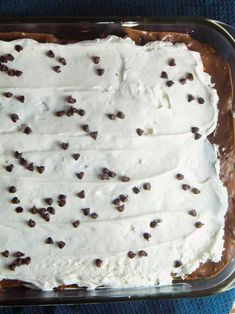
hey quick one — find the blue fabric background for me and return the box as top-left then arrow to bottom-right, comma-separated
0,0 -> 234,26
0,0 -> 234,313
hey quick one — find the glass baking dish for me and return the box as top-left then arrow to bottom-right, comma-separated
0,17 -> 234,306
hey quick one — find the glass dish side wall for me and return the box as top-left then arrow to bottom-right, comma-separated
0,17 -> 234,306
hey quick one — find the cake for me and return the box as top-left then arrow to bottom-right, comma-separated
0,30 -> 234,291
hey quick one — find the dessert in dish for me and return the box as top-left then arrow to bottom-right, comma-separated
0,30 -> 234,291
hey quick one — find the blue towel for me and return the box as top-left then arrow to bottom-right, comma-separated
0,1 -> 234,313
0,0 -> 234,26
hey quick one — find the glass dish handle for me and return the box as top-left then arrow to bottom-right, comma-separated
217,21 -> 235,40
227,276 -> 235,290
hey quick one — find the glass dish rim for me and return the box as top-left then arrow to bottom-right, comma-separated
0,16 -> 234,305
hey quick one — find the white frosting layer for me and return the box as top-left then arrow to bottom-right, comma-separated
0,36 -> 228,290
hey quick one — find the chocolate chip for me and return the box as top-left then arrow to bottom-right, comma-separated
150,220 -> 160,228
197,97 -> 205,104
10,113 -> 19,123
174,260 -> 182,268
72,153 -> 80,160
39,208 -> 46,216
143,183 -> 151,190
15,70 -> 23,77
58,194 -> 66,200
47,50 -> 55,58
82,208 -> 90,216
191,127 -> 199,134
16,95 -> 25,103
9,186 -> 16,193
102,168 -> 109,174
128,251 -> 136,259
112,198 -> 120,205
143,232 -> 151,241
2,250 -> 9,257
5,164 -> 14,172
0,55 -> 7,63
187,94 -> 195,102
20,158 -> 27,166
66,107 -> 75,117
161,71 -> 168,79
92,56 -> 100,64
182,184 -> 190,191
30,206 -> 38,214
46,237 -> 54,244
45,198 -> 53,205
47,207 -> 55,215
186,73 -> 194,81
136,128 -> 144,136
8,69 -> 16,76
14,151 -> 22,159
17,257 -> 26,266
3,92 -> 13,98
66,96 -> 76,104
116,205 -> 124,212
13,251 -> 25,257
120,175 -> 130,182
117,111 -> 125,119
96,68 -> 104,76
37,166 -> 45,174
176,173 -> 184,180
95,258 -> 103,267
58,199 -> 66,207
58,57 -> 66,65
107,114 -> 116,120
78,109 -> 86,116
24,126 -> 32,135
191,188 -> 200,194
168,58 -> 176,66
82,124 -> 89,132
194,133 -> 202,140
15,206 -> 23,213
9,263 -> 17,271
100,173 -> 110,180
132,187 -> 140,194
15,258 -> 23,266
72,220 -> 80,228
77,190 -> 85,199
15,45 -> 23,52
57,241 -> 65,249
195,221 -> 204,228
179,78 -> 186,85
188,209 -> 197,217
61,142 -> 69,150
76,172 -> 84,179
42,212 -> 50,221
14,257 -> 24,265
0,64 -> 8,72
90,131 -> 98,140
28,219 -> 36,228
108,171 -> 116,178
90,212 -> 98,219
18,256 -> 27,265
16,258 -> 25,266
166,80 -> 174,87
138,250 -> 148,257
26,163 -> 34,171
56,110 -> 66,117
24,257 -> 31,265
53,66 -> 61,73
119,194 -> 128,202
